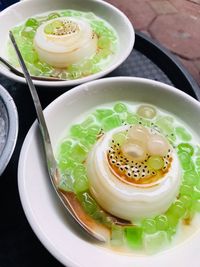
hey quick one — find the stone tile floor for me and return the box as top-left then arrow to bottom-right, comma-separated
107,0 -> 200,86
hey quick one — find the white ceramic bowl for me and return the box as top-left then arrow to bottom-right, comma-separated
0,0 -> 134,88
18,77 -> 200,267
0,85 -> 18,175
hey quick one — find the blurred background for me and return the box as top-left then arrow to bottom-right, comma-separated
1,0 -> 200,86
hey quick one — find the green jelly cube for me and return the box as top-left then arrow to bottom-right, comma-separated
155,116 -> 174,134
111,225 -> 124,246
98,36 -> 111,49
25,18 -> 39,28
126,113 -> 139,125
81,134 -> 97,146
87,125 -> 101,136
77,192 -> 98,215
70,143 -> 88,162
92,210 -> 111,226
196,156 -> 200,165
194,199 -> 200,212
58,172 -> 74,192
72,164 -> 87,179
21,27 -> 36,39
172,200 -> 186,218
178,143 -> 194,156
112,132 -> 127,145
142,219 -> 157,234
143,231 -> 169,254
70,125 -> 85,139
73,175 -> 89,193
47,12 -> 60,20
155,215 -> 169,231
59,140 -> 73,158
180,184 -> 194,196
192,185 -> 200,200
81,116 -> 95,128
99,48 -> 110,58
178,151 -> 194,171
175,127 -> 192,141
124,226 -> 143,249
58,158 -> 76,172
183,171 -> 198,186
95,109 -> 114,121
102,114 -> 122,131
167,227 -> 176,240
179,195 -> 193,209
114,103 -> 128,113
165,211 -> 179,228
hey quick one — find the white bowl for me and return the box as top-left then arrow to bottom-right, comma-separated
0,0 -> 134,88
0,84 -> 18,175
18,77 -> 200,267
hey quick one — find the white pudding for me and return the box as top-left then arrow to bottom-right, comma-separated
34,17 -> 97,68
86,126 -> 182,222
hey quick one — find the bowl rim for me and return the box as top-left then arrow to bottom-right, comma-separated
18,77 -> 200,267
0,0 -> 135,87
0,84 -> 18,176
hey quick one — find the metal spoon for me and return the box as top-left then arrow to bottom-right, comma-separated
9,31 -> 110,242
0,56 -> 66,82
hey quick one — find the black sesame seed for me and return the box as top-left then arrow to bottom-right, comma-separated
134,174 -> 137,177
128,173 -> 131,176
117,143 -> 120,146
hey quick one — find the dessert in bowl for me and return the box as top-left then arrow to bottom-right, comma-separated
18,77 -> 200,266
0,0 -> 134,87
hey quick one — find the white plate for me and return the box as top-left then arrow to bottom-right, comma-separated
18,77 -> 200,267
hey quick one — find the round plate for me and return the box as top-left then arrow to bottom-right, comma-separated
18,77 -> 200,267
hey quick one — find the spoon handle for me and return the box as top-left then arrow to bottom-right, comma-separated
9,31 -> 57,178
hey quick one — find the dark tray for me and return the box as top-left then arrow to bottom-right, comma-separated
0,32 -> 199,267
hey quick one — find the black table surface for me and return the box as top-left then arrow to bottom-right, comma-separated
0,32 -> 199,267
